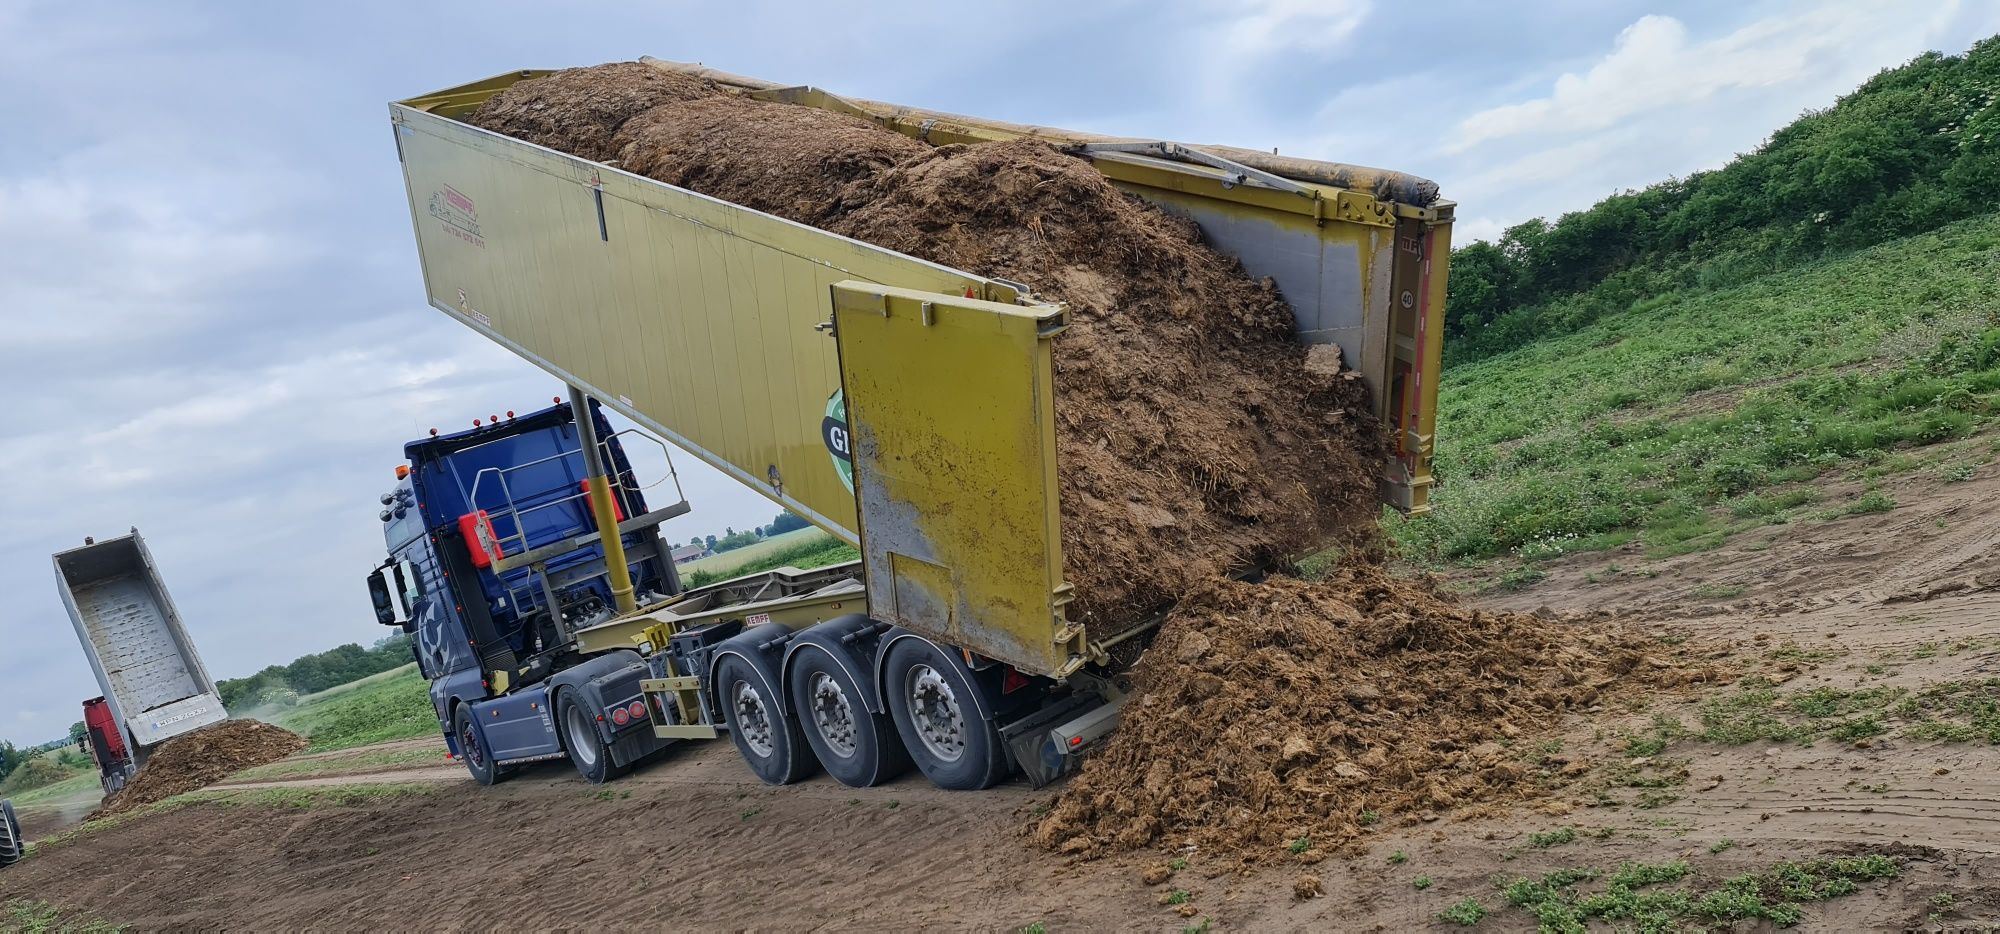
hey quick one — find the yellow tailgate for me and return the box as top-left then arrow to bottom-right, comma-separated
830,282 -> 1082,677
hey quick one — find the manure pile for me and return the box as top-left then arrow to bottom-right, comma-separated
468,63 -> 1383,633
91,720 -> 307,819
1032,568 -> 1713,859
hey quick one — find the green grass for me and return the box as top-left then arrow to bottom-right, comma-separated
1393,214 -> 2000,567
226,744 -> 444,781
266,665 -> 438,753
682,529 -> 860,588
1688,677 -> 2000,748
0,752 -> 93,796
5,771 -> 101,810
678,527 -> 832,575
1529,827 -> 1578,849
1439,898 -> 1488,926
1499,855 -> 1898,932
3,899 -> 122,934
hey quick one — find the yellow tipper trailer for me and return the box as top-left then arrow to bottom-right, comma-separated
389,60 -> 1451,788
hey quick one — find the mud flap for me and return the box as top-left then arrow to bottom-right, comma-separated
1001,696 -> 1123,788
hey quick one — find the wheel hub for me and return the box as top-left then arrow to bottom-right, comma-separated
809,672 -> 859,758
908,664 -> 966,764
459,718 -> 486,768
734,681 -> 775,758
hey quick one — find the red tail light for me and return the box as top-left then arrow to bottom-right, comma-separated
611,708 -> 631,726
1000,666 -> 1032,694
628,701 -> 648,721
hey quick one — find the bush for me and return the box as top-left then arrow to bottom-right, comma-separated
1446,38 -> 2000,361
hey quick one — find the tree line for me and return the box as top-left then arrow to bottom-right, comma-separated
684,511 -> 811,556
216,633 -> 415,709
1446,38 -> 2000,362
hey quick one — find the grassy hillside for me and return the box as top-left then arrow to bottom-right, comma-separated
265,664 -> 438,753
1448,38 -> 2000,361
1394,213 -> 2000,568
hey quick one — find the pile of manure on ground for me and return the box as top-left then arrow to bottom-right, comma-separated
90,720 -> 307,819
1030,566 -> 1717,863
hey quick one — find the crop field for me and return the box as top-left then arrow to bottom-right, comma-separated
680,529 -> 859,587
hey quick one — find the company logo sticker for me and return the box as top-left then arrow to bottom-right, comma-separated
822,389 -> 852,493
428,184 -> 485,248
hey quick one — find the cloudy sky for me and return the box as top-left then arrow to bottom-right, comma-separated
3,0 -> 1995,746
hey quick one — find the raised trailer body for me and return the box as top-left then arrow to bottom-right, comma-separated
388,60 -> 1452,789
53,531 -> 227,771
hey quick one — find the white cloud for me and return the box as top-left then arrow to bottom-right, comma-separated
1220,0 -> 1371,56
1450,1 -> 1971,153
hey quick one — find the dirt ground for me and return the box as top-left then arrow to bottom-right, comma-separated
8,452 -> 2000,931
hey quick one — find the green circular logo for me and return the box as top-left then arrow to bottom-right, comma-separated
821,389 -> 853,493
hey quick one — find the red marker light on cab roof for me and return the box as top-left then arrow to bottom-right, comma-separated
506,411 -> 515,419
474,419 -> 483,427
429,428 -> 439,437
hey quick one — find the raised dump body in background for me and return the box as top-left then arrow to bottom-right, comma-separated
390,61 -> 1452,679
53,530 -> 227,758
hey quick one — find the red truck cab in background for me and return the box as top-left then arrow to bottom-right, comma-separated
82,696 -> 134,795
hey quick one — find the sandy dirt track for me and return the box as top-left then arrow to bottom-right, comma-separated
8,462 -> 2000,930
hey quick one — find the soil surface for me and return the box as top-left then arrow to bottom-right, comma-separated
9,460 -> 2000,930
469,64 -> 1385,635
90,720 -> 307,819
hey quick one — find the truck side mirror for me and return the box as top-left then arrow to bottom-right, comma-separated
367,568 -> 398,626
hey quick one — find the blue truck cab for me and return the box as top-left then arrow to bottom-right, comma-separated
366,399 -> 690,784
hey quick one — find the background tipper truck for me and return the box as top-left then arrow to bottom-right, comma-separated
53,530 -> 229,791
383,58 -> 1453,791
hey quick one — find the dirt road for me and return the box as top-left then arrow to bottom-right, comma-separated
8,463 -> 2000,930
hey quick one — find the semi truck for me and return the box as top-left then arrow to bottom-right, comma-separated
384,58 -> 1453,791
53,530 -> 229,788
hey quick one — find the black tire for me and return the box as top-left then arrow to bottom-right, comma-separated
718,654 -> 817,785
0,799 -> 22,866
787,646 -> 910,788
452,704 -> 510,786
557,691 -> 629,785
882,638 -> 1010,790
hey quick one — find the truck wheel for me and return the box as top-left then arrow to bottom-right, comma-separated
717,655 -> 816,785
787,647 -> 910,788
557,692 -> 628,785
0,799 -> 22,866
452,705 -> 510,786
882,639 -> 1009,791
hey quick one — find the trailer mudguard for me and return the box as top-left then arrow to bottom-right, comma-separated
874,628 -> 997,722
546,650 -> 652,750
707,623 -> 795,717
780,614 -> 891,714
